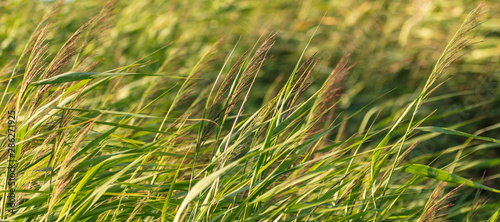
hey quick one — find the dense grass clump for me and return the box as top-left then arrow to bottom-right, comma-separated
0,0 -> 499,221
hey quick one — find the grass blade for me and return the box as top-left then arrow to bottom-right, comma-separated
402,164 -> 500,193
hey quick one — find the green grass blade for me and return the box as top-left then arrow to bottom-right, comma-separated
173,161 -> 238,222
402,164 -> 500,193
488,208 -> 500,222
57,161 -> 105,220
30,72 -> 166,85
418,126 -> 500,143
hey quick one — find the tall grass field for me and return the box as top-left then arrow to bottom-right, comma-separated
0,0 -> 499,221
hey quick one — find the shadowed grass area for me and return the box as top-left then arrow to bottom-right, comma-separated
0,0 -> 499,221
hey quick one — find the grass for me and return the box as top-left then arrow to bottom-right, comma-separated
0,0 -> 499,221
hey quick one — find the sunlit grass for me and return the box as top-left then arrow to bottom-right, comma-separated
0,0 -> 499,221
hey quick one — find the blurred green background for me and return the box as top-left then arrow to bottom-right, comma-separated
2,0 -> 498,111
